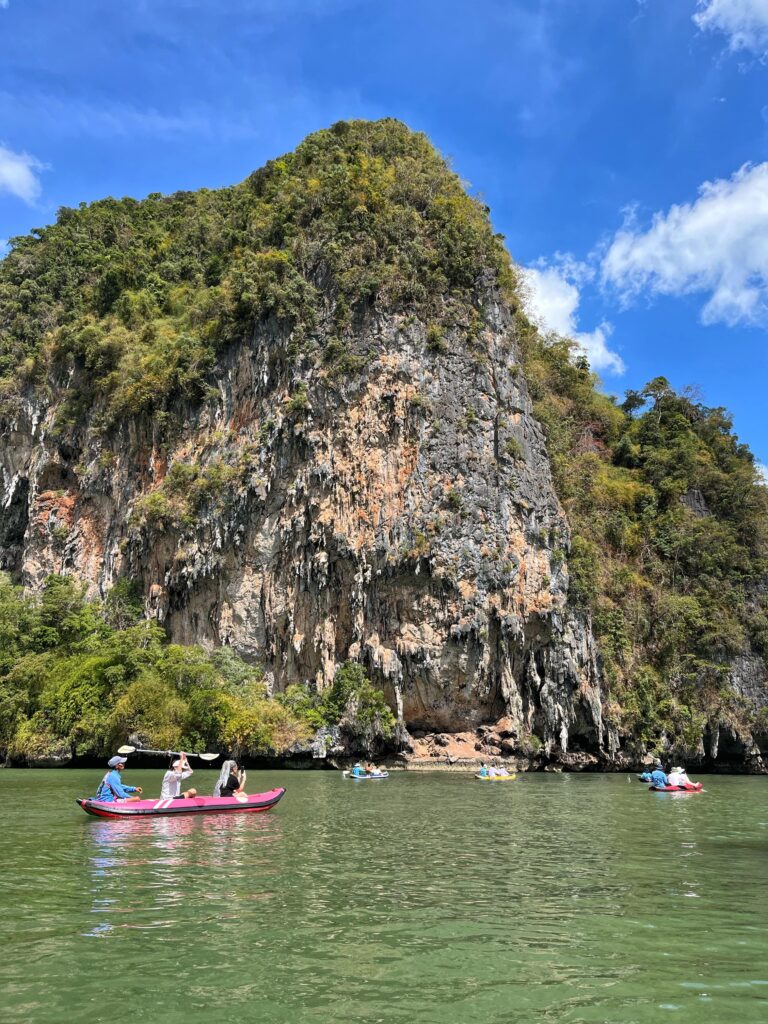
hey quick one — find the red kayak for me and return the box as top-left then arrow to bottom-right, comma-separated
649,783 -> 703,792
76,788 -> 286,819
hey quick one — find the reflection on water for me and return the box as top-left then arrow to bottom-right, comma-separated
84,807 -> 283,938
0,770 -> 766,1024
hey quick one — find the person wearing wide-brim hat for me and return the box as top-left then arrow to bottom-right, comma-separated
94,754 -> 143,803
667,765 -> 692,787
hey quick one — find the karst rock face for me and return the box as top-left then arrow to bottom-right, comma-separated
0,283 -> 611,760
2,120 -> 765,770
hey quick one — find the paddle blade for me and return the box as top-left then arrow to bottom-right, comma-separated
117,744 -> 136,755
198,752 -> 219,761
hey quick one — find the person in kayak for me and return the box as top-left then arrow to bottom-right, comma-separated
650,762 -> 669,788
160,753 -> 197,800
667,766 -> 693,787
350,762 -> 367,778
478,763 -> 490,778
214,760 -> 246,797
95,755 -> 143,802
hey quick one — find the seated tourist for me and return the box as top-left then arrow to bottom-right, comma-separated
214,760 -> 245,797
95,755 -> 143,802
160,753 -> 197,799
667,766 -> 692,787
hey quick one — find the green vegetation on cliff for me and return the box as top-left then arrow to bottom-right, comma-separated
0,118 -> 510,427
0,574 -> 392,763
518,325 -> 768,747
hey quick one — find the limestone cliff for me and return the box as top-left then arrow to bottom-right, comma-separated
1,119 -> 765,770
0,287 -> 613,761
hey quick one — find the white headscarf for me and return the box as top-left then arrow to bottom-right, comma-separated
214,759 -> 238,796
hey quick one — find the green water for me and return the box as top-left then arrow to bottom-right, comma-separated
0,771 -> 766,1024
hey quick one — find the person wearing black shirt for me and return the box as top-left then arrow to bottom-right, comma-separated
214,759 -> 246,797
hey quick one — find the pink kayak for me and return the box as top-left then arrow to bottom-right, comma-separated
76,788 -> 285,819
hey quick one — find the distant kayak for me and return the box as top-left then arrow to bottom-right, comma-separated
649,783 -> 703,792
343,771 -> 389,780
76,788 -> 286,818
475,774 -> 516,781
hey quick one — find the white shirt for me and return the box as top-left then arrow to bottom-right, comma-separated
161,768 -> 193,798
667,771 -> 689,786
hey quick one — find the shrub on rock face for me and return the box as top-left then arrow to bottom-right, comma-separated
323,661 -> 396,751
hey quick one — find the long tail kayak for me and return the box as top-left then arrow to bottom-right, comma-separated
476,774 -> 516,781
649,783 -> 703,792
76,788 -> 286,818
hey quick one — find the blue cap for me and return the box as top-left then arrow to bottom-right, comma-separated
108,755 -> 127,767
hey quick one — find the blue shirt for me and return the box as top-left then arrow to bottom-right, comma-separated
650,769 -> 668,788
95,769 -> 139,802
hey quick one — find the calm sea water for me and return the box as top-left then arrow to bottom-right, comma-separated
0,769 -> 766,1024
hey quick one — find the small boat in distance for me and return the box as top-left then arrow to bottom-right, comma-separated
342,770 -> 389,780
76,788 -> 286,818
475,773 -> 516,781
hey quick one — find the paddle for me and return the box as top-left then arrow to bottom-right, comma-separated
117,744 -> 220,762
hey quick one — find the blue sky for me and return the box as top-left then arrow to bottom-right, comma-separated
0,0 -> 766,470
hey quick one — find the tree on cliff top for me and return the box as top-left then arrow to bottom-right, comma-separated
0,118 -> 513,425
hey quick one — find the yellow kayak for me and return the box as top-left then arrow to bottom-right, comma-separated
475,773 -> 516,781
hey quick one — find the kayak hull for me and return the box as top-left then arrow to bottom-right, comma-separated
649,783 -> 703,792
76,787 -> 286,818
475,774 -> 516,781
345,772 -> 389,780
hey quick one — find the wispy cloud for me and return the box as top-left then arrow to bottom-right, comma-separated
0,91 -> 262,143
601,162 -> 768,327
694,0 -> 768,55
521,255 -> 625,376
0,144 -> 45,203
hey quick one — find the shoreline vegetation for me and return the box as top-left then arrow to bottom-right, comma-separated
0,573 -> 395,768
0,120 -> 766,769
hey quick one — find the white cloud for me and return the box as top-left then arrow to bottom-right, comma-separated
0,144 -> 44,204
694,0 -> 768,54
602,162 -> 768,327
521,257 -> 626,376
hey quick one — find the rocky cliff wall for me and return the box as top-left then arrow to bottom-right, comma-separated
0,282 -> 623,764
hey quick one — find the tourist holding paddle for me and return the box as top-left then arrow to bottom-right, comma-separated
160,752 -> 198,800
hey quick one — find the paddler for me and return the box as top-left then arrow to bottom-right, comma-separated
667,766 -> 693,788
95,755 -> 143,802
350,761 -> 367,778
160,752 -> 197,800
649,761 -> 669,788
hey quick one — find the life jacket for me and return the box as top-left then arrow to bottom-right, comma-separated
95,771 -> 122,802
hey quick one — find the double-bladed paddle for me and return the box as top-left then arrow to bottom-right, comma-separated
117,744 -> 220,762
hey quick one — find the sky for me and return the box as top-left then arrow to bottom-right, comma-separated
0,0 -> 766,471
